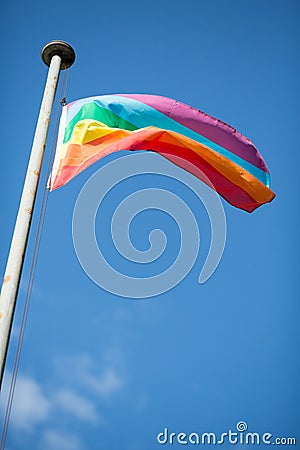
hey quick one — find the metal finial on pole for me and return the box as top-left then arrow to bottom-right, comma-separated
41,41 -> 75,69
0,41 -> 75,390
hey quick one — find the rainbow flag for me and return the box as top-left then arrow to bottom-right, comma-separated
48,94 -> 275,212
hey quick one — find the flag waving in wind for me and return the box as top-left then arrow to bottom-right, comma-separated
48,94 -> 275,212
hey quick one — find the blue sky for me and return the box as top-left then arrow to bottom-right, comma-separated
0,0 -> 299,449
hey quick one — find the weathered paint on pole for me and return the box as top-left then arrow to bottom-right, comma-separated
0,41 -> 75,389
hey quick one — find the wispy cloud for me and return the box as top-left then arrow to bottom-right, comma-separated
54,389 -> 100,423
84,367 -> 124,397
42,429 -> 85,450
54,354 -> 126,399
1,372 -> 100,433
0,353 -> 125,444
9,374 -> 51,431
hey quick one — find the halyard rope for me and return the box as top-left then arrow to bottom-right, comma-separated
0,67 -> 70,449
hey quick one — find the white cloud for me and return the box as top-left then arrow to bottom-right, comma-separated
54,389 -> 100,424
42,429 -> 84,450
83,367 -> 125,397
10,374 -> 51,431
1,371 -> 101,434
54,354 -> 125,398
11,322 -> 21,340
1,353 -> 125,440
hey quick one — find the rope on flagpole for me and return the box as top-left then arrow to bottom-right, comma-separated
0,67 -> 70,450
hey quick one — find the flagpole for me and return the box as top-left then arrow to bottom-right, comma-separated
0,41 -> 75,390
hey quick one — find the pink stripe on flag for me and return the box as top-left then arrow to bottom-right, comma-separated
119,94 -> 269,173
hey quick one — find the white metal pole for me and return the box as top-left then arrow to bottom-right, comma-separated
0,41 -> 75,389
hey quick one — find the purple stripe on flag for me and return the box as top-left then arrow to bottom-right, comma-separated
119,94 -> 269,173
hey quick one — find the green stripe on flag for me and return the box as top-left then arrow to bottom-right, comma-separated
64,102 -> 138,143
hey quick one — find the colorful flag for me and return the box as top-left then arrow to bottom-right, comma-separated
48,94 -> 275,212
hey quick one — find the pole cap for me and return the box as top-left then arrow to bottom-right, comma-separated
41,41 -> 75,70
